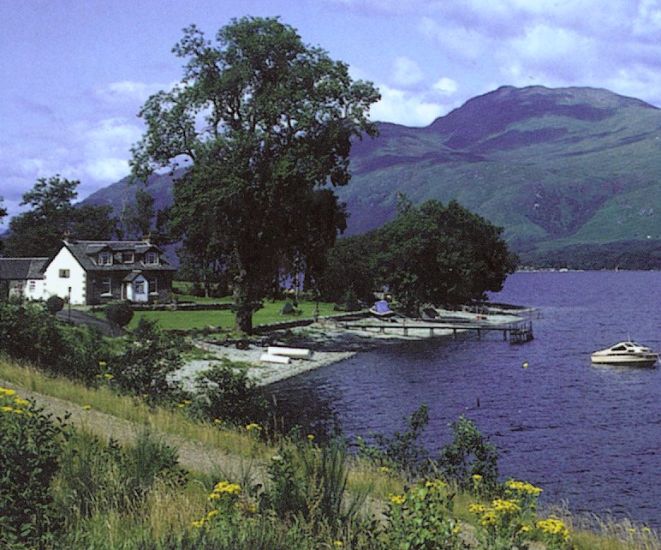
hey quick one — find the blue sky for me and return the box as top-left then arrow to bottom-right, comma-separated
3,0 -> 661,226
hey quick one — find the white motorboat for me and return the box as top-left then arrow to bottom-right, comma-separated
591,341 -> 659,367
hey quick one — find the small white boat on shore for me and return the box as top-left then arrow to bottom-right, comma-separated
591,341 -> 659,367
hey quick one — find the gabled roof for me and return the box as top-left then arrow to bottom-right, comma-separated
0,257 -> 48,280
45,240 -> 176,273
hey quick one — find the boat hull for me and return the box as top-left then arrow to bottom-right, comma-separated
590,353 -> 658,367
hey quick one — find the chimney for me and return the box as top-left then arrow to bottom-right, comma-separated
142,232 -> 151,244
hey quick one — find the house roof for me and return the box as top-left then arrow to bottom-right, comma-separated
0,258 -> 48,280
60,240 -> 176,273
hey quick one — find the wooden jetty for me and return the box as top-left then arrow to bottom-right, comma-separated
338,318 -> 534,344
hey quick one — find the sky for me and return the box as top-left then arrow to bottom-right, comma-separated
2,0 -> 661,227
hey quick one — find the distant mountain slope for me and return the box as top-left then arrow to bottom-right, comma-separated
83,85 -> 661,265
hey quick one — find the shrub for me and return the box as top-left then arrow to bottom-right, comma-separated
110,318 -> 184,403
381,479 -> 463,549
261,438 -> 366,535
0,386 -> 68,548
438,416 -> 499,494
55,429 -> 186,521
357,404 -> 433,480
46,294 -> 65,314
0,302 -> 105,382
192,361 -> 269,426
105,301 -> 134,328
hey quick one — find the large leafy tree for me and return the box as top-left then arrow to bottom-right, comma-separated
119,187 -> 155,239
131,17 -> 379,332
376,199 -> 518,313
4,176 -> 118,257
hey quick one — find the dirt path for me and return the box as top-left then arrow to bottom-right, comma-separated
0,379 -> 264,481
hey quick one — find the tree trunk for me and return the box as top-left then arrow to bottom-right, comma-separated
233,278 -> 253,334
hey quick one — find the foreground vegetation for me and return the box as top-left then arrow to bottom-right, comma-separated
1,354 -> 659,549
1,301 -> 658,549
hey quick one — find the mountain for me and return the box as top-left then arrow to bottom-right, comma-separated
83,85 -> 661,266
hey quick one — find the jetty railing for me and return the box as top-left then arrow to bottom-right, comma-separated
337,319 -> 534,343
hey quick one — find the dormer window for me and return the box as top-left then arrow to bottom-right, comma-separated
122,252 -> 134,263
98,252 -> 112,265
145,251 -> 158,265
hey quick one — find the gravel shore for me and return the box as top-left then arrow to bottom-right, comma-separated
173,313 -> 523,388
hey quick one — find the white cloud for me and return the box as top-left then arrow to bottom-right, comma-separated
80,118 -> 143,182
370,84 -> 447,126
95,80 -> 170,104
433,77 -> 458,95
392,56 -> 424,86
84,158 -> 130,182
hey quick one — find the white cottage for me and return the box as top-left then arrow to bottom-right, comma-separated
40,239 -> 177,305
0,257 -> 49,300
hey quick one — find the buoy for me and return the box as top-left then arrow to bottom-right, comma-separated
522,361 -> 529,369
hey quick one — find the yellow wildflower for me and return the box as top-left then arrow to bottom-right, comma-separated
333,541 -> 344,547
424,479 -> 447,491
245,423 -> 262,432
103,373 -> 114,380
472,474 -> 483,483
480,510 -> 498,526
492,498 -> 520,514
99,361 -> 107,367
209,480 -> 241,500
13,398 -> 30,407
206,510 -> 219,520
468,503 -> 486,514
389,494 -> 405,506
1,405 -> 14,413
191,519 -> 205,528
12,409 -> 24,415
379,466 -> 391,474
307,434 -> 315,441
82,405 -> 92,411
0,387 -> 16,397
505,479 -> 543,496
520,524 -> 533,533
452,525 -> 462,535
213,418 -> 223,424
537,517 -> 570,541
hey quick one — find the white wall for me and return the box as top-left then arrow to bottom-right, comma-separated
24,279 -> 46,301
43,247 -> 87,305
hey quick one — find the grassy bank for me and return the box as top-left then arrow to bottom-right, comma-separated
96,299 -> 341,331
1,357 -> 658,549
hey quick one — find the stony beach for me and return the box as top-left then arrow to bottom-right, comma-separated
172,312 -> 524,388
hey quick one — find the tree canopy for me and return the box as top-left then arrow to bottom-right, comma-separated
119,187 -> 155,239
319,198 -> 518,314
131,17 -> 380,332
4,176 -> 118,258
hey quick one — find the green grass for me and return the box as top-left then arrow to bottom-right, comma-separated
127,299 -> 340,331
2,356 -> 658,549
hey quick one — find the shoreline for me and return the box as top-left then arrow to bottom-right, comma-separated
173,312 -> 523,388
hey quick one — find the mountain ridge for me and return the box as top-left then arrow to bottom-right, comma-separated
83,85 -> 661,266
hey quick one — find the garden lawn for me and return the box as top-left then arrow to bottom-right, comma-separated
128,300 -> 340,330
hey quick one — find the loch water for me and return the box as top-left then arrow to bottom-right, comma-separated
269,271 -> 661,528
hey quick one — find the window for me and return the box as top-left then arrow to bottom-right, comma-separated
148,278 -> 158,294
134,281 -> 145,294
98,252 -> 112,265
101,278 -> 112,295
29,280 -> 36,292
59,269 -> 70,278
144,251 -> 158,265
